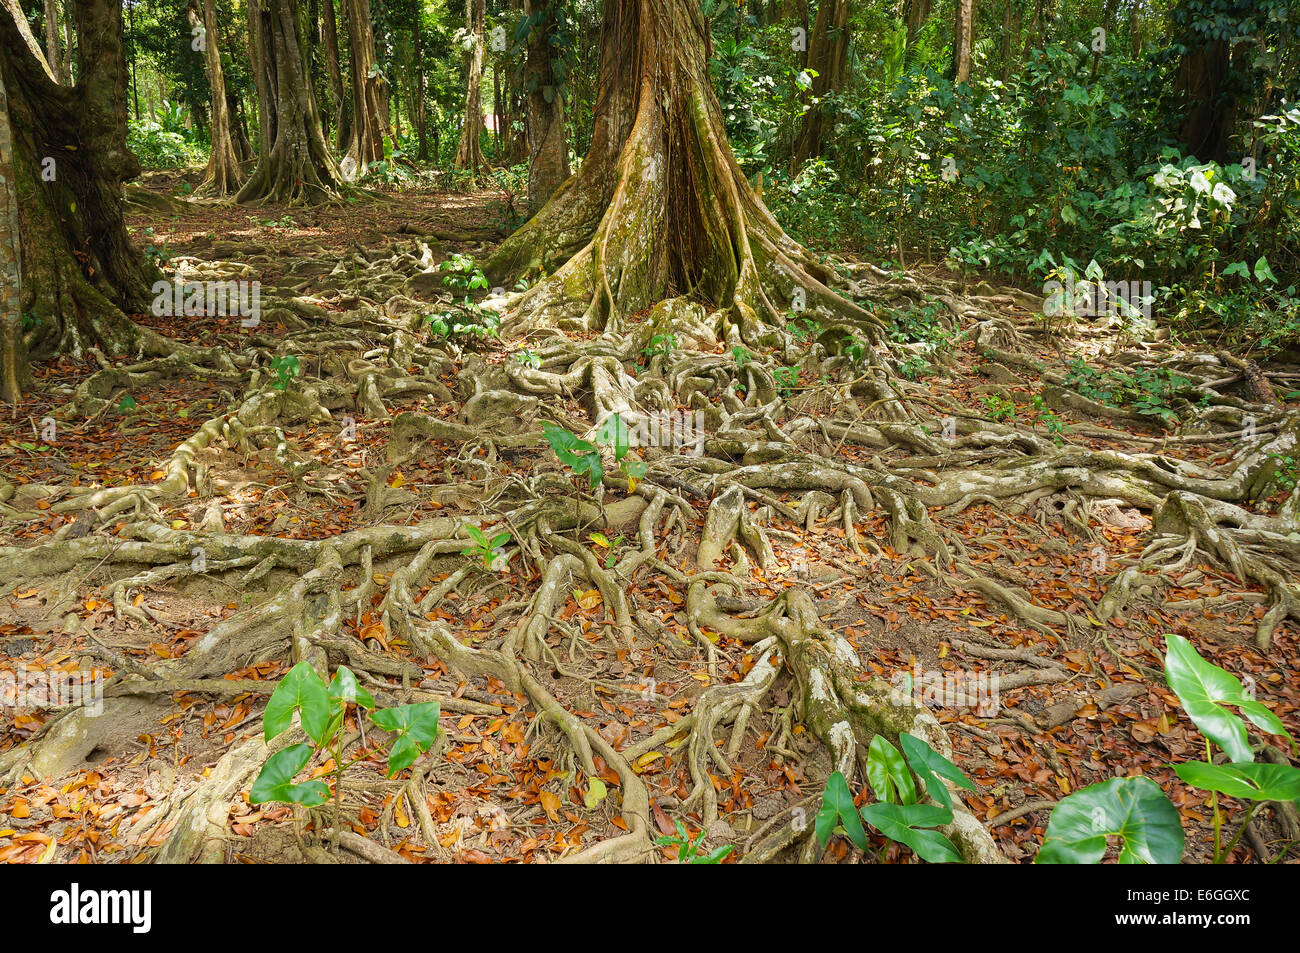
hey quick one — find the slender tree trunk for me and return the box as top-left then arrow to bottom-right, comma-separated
0,68 -> 30,402
0,0 -> 162,396
414,7 -> 427,161
61,8 -> 73,82
488,0 -> 877,343
523,0 -> 569,213
790,0 -> 849,174
344,0 -> 392,169
322,0 -> 349,153
42,0 -> 68,84
903,0 -> 931,66
188,0 -> 244,194
952,0 -> 974,82
454,0 -> 486,178
236,0 -> 343,205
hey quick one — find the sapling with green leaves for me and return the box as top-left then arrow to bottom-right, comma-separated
463,525 -> 511,571
816,732 -> 976,863
655,819 -> 732,864
250,661 -> 441,844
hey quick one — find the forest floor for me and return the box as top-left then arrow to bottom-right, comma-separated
0,177 -> 1297,864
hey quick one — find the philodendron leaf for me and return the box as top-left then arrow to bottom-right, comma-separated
1036,776 -> 1183,864
900,732 -> 975,811
866,735 -> 917,805
1164,633 -> 1292,762
369,701 -> 441,777
1174,761 -> 1300,802
328,666 -> 375,710
860,802 -> 961,864
815,770 -> 868,850
249,744 -> 330,806
263,660 -> 330,744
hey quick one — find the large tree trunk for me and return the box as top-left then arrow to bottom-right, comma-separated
790,0 -> 849,174
952,0 -> 974,82
237,0 -> 343,205
0,0 -> 160,397
343,0 -> 393,170
1174,39 -> 1234,163
524,0 -> 570,213
188,0 -> 244,195
454,0 -> 486,178
487,0 -> 876,344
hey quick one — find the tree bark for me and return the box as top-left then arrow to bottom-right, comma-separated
1175,39 -> 1234,163
790,0 -> 849,174
42,0 -> 68,84
237,0 -> 343,205
344,0 -> 393,170
188,0 -> 244,194
0,0 -> 161,396
0,68 -> 30,402
952,0 -> 974,82
524,0 -> 569,213
487,0 -> 876,343
414,5 -> 427,161
454,0 -> 486,178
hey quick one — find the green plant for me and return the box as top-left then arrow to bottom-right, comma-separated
1030,394 -> 1071,442
1163,633 -> 1297,863
899,355 -> 930,380
517,349 -> 542,370
1267,453 -> 1298,492
655,819 -> 733,864
250,661 -> 441,839
1035,633 -> 1298,864
463,525 -> 511,571
439,253 -> 490,294
542,422 -> 604,488
731,346 -> 752,369
643,333 -> 678,361
268,355 -> 300,392
816,732 -> 976,863
980,392 -> 1015,421
588,533 -> 624,569
773,365 -> 800,397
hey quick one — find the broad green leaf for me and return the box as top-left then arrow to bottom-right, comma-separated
1164,633 -> 1291,761
1254,256 -> 1278,284
249,744 -> 330,806
815,771 -> 868,850
1036,777 -> 1183,864
860,802 -> 961,863
328,666 -> 375,710
370,701 -> 441,777
263,660 -> 330,744
866,735 -> 917,805
1222,261 -> 1250,278
1174,761 -> 1300,802
900,732 -> 975,811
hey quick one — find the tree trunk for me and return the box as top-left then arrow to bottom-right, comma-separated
903,0 -> 931,66
344,0 -> 393,170
487,0 -> 877,343
0,0 -> 162,398
320,0 -> 347,150
42,0 -> 67,84
0,68 -> 30,402
454,0 -> 486,178
188,0 -> 244,194
1175,39 -> 1234,163
524,0 -> 569,213
414,6 -> 427,161
952,0 -> 973,82
237,0 -> 343,205
62,6 -> 74,82
790,0 -> 849,174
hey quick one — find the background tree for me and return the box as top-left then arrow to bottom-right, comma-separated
522,0 -> 570,213
454,0 -> 486,178
237,0 -> 344,204
187,0 -> 244,194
